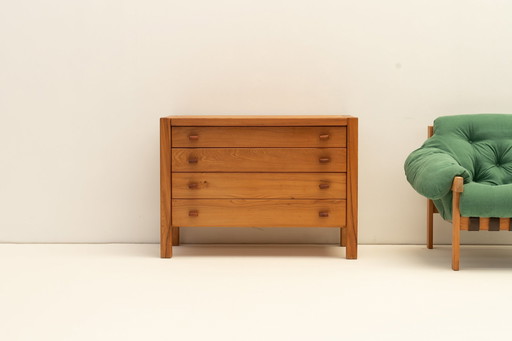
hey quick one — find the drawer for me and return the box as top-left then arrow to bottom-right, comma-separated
171,148 -> 346,172
172,199 -> 346,227
172,126 -> 346,147
172,173 -> 346,199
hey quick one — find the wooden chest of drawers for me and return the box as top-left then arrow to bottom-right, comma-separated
160,115 -> 358,258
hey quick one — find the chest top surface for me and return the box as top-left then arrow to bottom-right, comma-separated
164,115 -> 353,126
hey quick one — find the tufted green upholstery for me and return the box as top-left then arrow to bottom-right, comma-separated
405,114 -> 512,220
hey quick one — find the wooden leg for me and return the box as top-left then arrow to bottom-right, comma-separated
452,220 -> 460,271
451,177 -> 463,271
346,227 -> 357,259
340,227 -> 346,247
346,221 -> 357,259
427,199 -> 434,249
172,226 -> 180,246
161,224 -> 173,258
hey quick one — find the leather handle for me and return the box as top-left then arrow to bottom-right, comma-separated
189,135 -> 199,141
188,182 -> 199,189
319,134 -> 330,140
319,157 -> 331,163
319,183 -> 330,189
319,211 -> 329,218
188,157 -> 198,164
189,210 -> 199,217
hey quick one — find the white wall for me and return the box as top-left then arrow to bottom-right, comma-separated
2,0 -> 512,244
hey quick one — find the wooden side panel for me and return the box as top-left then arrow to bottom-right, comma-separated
172,199 -> 346,228
172,173 -> 346,199
160,118 -> 172,257
345,117 -> 358,258
172,148 -> 346,172
172,127 -> 346,147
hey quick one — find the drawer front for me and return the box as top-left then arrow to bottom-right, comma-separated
172,126 -> 346,147
172,199 -> 346,227
172,173 -> 346,199
171,148 -> 346,172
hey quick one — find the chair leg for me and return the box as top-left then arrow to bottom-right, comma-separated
452,221 -> 460,271
427,199 -> 434,249
451,177 -> 463,271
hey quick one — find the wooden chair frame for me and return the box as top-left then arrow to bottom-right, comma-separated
426,126 -> 511,270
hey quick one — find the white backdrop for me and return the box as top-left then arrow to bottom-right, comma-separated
2,0 -> 512,244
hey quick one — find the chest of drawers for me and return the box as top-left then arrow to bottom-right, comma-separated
160,115 -> 358,258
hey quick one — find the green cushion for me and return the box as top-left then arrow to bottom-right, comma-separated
405,114 -> 512,220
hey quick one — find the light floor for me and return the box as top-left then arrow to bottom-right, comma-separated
2,244 -> 512,341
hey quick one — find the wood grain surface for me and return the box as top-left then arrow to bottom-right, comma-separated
172,126 -> 346,147
160,118 -> 172,257
345,117 -> 358,259
172,173 -> 346,199
172,199 -> 346,227
172,148 -> 346,172
168,115 -> 349,126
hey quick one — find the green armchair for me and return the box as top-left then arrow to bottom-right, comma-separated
405,114 -> 512,270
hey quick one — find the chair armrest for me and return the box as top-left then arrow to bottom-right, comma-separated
452,176 -> 464,193
404,148 -> 470,200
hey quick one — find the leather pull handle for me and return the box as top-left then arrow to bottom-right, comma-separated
189,210 -> 199,217
188,182 -> 199,189
319,211 -> 329,218
188,157 -> 198,164
319,183 -> 330,189
319,134 -> 330,140
189,135 -> 199,141
319,157 -> 330,163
